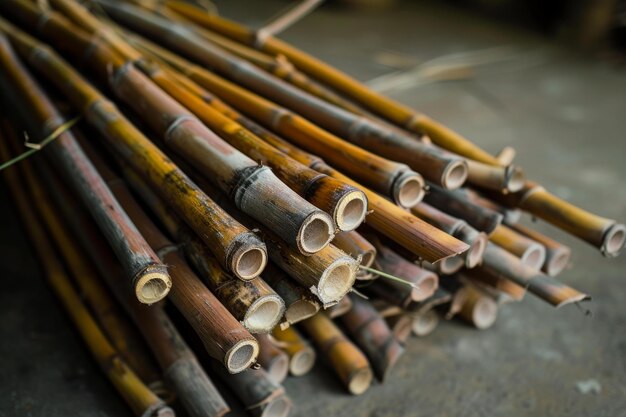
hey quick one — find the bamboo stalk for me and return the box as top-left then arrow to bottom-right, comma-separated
326,295 -> 353,319
405,287 -> 452,313
460,268 -> 526,303
256,334 -> 290,384
332,231 -> 377,269
163,0 -> 503,165
423,254 -> 465,276
489,225 -> 547,271
0,130 -> 172,417
411,309 -> 440,337
340,296 -> 404,382
482,243 -> 589,307
0,8 -> 267,280
457,285 -> 499,330
385,313 -> 414,343
488,182 -> 625,257
462,188 -> 522,225
210,363 -> 292,417
129,31 -> 427,208
0,33 -> 171,304
510,223 -> 572,276
271,326 -> 316,377
300,313 -> 373,395
464,158 -> 525,193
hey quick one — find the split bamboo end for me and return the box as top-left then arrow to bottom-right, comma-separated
224,338 -> 260,374
244,294 -> 285,333
134,265 -> 172,304
392,171 -> 425,208
442,159 -> 469,190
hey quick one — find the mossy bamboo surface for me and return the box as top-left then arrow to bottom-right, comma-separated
0,7 -> 267,280
271,326 -> 316,377
163,0 -> 502,165
300,313 -> 373,395
0,130 -> 171,417
489,224 -> 546,270
0,32 -> 170,304
256,334 -> 290,384
510,223 -> 571,276
340,296 -> 404,382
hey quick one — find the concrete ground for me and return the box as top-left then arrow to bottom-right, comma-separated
1,1 -> 625,416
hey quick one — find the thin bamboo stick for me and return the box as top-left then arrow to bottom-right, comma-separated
488,181 -> 625,258
0,8 -> 267,280
256,334 -> 290,384
0,130 -> 172,417
271,326 -> 316,377
340,296 -> 404,382
300,313 -> 373,395
490,225 -> 547,270
510,223 -> 571,276
163,1 -> 503,165
0,33 -> 171,304
457,285 -> 499,330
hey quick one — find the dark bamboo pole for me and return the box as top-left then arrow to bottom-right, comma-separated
96,0 -> 466,191
271,326 -> 316,377
510,223 -> 571,276
129,32 -> 427,209
340,296 -> 404,382
487,181 -> 625,258
0,34 -> 171,304
462,188 -> 522,225
0,10 -> 267,280
256,334 -> 290,384
0,132 -> 172,417
162,0 -> 504,165
301,313 -> 373,395
489,225 -> 547,271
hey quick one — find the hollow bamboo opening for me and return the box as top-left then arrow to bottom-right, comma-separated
232,243 -> 268,280
520,244 -> 547,271
298,212 -> 334,254
265,355 -> 289,385
505,165 -> 525,193
411,309 -> 439,336
393,172 -> 425,208
471,296 -> 498,330
285,300 -> 319,324
244,295 -> 284,333
290,347 -> 316,376
442,160 -> 468,190
134,270 -> 171,304
225,339 -> 259,373
602,223 -> 626,257
437,255 -> 465,275
335,191 -> 368,232
348,367 -> 373,395
465,233 -> 487,269
412,274 -> 438,302
545,249 -> 570,276
317,261 -> 356,303
261,395 -> 292,417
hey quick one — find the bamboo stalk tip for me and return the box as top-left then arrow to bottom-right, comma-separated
225,339 -> 260,373
134,268 -> 172,304
244,295 -> 285,333
289,346 -> 316,376
348,367 -> 373,395
335,190 -> 368,232
465,232 -> 488,269
261,395 -> 292,417
231,235 -> 268,280
298,211 -> 335,254
442,160 -> 468,190
393,171 -> 425,208
505,165 -> 525,193
601,222 -> 625,258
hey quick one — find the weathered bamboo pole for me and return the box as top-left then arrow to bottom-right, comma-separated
340,296 -> 404,382
457,285 -> 499,330
405,287 -> 452,313
0,10 -> 267,280
210,362 -> 292,417
464,158 -> 525,193
41,1 -> 336,256
0,33 -> 171,304
128,31 -> 426,209
162,0 -> 504,165
462,188 -> 522,225
489,225 -> 547,271
482,243 -> 589,307
271,326 -> 316,377
424,186 -> 504,235
300,313 -> 373,395
332,231 -> 377,269
256,334 -> 290,384
410,202 -> 487,268
326,295 -> 353,319
510,223 -> 571,276
459,268 -> 526,303
0,132 -> 172,417
487,182 -> 625,258
96,0 -> 466,191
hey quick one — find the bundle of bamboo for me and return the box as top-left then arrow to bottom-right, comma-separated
0,1 -> 623,416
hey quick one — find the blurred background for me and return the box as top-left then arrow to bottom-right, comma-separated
1,1 -> 625,416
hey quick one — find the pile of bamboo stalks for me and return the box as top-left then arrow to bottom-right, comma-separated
0,1 -> 624,416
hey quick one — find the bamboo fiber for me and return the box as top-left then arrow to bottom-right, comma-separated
489,225 -> 547,270
510,223 -> 571,276
0,8 -> 268,281
271,326 -> 316,377
0,132 -> 172,417
488,181 -> 626,258
340,296 -> 404,382
162,0 -> 503,165
128,32 -> 426,209
256,334 -> 290,384
0,33 -> 171,304
458,285 -> 499,330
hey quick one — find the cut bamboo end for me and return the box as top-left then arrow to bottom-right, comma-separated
230,235 -> 268,280
297,211 -> 335,254
504,165 -> 525,193
459,286 -> 498,329
260,395 -> 292,417
441,159 -> 468,190
315,257 -> 357,304
392,171 -> 425,208
386,314 -> 413,343
520,243 -> 547,271
224,339 -> 259,374
264,353 -> 289,385
412,273 -> 439,302
134,266 -> 172,304
334,189 -> 368,232
544,247 -> 571,277
601,223 -> 626,258
256,334 -> 290,384
348,367 -> 374,395
432,255 -> 465,275
411,309 -> 439,336
244,295 -> 285,333
465,232 -> 488,269
289,346 -> 316,376
285,299 -> 319,324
